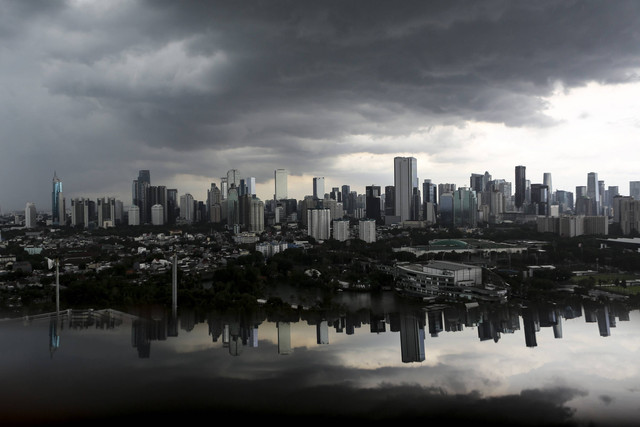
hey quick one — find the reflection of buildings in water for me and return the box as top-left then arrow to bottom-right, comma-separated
27,299 -> 635,361
316,320 -> 329,345
49,316 -> 60,358
277,322 -> 292,355
398,311 -> 426,363
427,309 -> 443,337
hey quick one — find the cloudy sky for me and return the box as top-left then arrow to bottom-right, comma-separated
2,0 -> 640,212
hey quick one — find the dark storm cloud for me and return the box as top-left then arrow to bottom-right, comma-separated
2,0 -> 640,209
40,0 -> 640,149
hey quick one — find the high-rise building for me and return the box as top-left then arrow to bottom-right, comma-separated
97,197 -> 116,228
25,202 -> 37,228
365,185 -> 381,221
227,169 -> 241,190
332,219 -> 350,241
358,219 -> 376,243
394,157 -> 418,222
384,185 -> 395,217
630,181 -> 640,200
51,172 -> 64,225
340,185 -> 352,215
515,165 -> 526,210
180,193 -> 194,223
274,169 -> 288,200
307,208 -> 331,240
587,172 -> 600,214
132,170 -> 151,224
128,205 -> 140,226
151,204 -> 164,225
313,177 -> 325,200
530,184 -> 549,216
543,172 -> 553,203
453,188 -> 478,228
249,197 -> 264,233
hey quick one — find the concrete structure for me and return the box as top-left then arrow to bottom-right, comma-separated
313,177 -> 325,200
128,205 -> 140,226
394,156 -> 418,222
358,219 -> 376,243
307,208 -> 331,240
332,219 -> 350,241
151,204 -> 164,225
25,202 -> 37,228
274,169 -> 288,200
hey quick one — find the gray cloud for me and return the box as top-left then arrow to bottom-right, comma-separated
2,0 -> 640,210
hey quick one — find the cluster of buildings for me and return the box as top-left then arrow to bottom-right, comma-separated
14,160 -> 640,240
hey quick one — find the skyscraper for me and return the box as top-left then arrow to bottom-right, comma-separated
630,181 -> 640,200
365,185 -> 381,221
133,170 -> 151,224
587,172 -> 599,214
274,169 -> 288,200
313,177 -> 325,200
394,157 -> 418,222
51,172 -> 64,225
25,202 -> 37,228
543,172 -> 553,203
515,165 -> 526,210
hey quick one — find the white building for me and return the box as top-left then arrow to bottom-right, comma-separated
180,193 -> 194,223
25,203 -> 37,228
151,204 -> 164,225
128,205 -> 140,226
308,208 -> 331,241
275,169 -> 288,200
332,219 -> 350,241
358,219 -> 376,243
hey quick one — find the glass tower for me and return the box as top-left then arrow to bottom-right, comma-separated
52,172 -> 63,225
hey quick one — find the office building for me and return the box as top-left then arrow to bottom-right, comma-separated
132,170 -> 151,224
128,205 -> 140,226
313,177 -> 325,200
332,219 -> 350,241
384,185 -> 395,217
543,173 -> 553,203
365,185 -> 381,221
515,165 -> 526,210
180,193 -> 194,223
359,219 -> 376,243
151,204 -> 164,225
630,181 -> 640,200
51,172 -> 64,226
97,197 -> 116,228
307,208 -> 331,240
453,187 -> 478,228
394,157 -> 418,222
274,169 -> 288,200
249,197 -> 264,233
227,169 -> 241,190
25,203 -> 37,228
587,172 -> 600,214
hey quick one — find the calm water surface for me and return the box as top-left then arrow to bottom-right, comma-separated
1,292 -> 638,426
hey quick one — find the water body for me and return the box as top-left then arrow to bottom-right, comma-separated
1,292 -> 638,426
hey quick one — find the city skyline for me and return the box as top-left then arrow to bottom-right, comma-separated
2,1 -> 640,212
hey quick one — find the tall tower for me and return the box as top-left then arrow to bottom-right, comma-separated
365,185 -> 381,221
394,157 -> 418,222
51,172 -> 64,225
587,172 -> 600,214
515,165 -> 526,210
274,169 -> 288,200
313,177 -> 325,200
133,170 -> 151,224
543,172 -> 553,203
